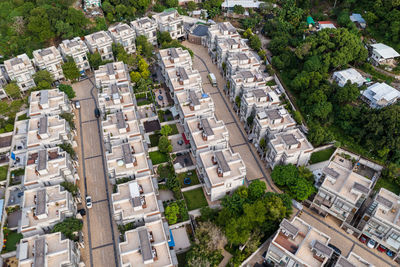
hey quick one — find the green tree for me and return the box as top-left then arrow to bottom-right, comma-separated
158,136 -> 172,153
233,5 -> 245,14
112,44 -> 135,67
166,0 -> 179,8
157,31 -> 173,45
62,56 -> 80,82
136,35 -> 153,58
33,70 -> 54,90
165,202 -> 179,224
249,34 -> 262,52
160,125 -> 172,136
52,218 -> 83,240
248,180 -> 266,201
186,1 -> 197,11
130,72 -> 142,84
60,181 -> 79,197
58,84 -> 76,100
271,164 -> 298,186
4,83 -> 21,99
235,96 -> 241,108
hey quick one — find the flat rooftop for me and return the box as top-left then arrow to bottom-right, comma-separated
27,115 -> 67,147
95,62 -> 129,85
176,90 -> 214,119
29,89 -> 67,116
255,107 -> 295,131
102,108 -> 141,140
186,116 -> 228,151
373,188 -> 400,227
98,83 -> 134,110
270,128 -> 313,155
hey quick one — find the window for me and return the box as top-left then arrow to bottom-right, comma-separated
389,232 -> 400,242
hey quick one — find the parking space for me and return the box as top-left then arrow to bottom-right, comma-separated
84,157 -> 107,201
226,124 -> 246,146
92,245 -> 117,267
210,94 -> 235,124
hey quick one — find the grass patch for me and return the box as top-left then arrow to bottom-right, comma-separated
149,151 -> 169,165
17,113 -> 29,121
136,92 -> 153,106
309,147 -> 336,164
0,165 -> 8,181
359,63 -> 394,84
374,177 -> 400,195
183,188 -> 208,211
169,124 -> 179,135
149,133 -> 161,147
2,229 -> 23,253
266,80 -> 277,86
177,171 -> 200,188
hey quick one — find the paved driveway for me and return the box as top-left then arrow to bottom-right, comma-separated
73,77 -> 119,267
183,41 -> 279,192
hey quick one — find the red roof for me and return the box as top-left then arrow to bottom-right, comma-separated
182,133 -> 189,145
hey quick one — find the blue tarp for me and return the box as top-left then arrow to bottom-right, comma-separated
0,199 -> 4,221
168,229 -> 175,247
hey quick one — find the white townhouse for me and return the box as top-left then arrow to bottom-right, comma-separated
32,46 -> 64,81
153,9 -> 184,40
4,54 -> 36,92
58,37 -> 90,72
108,23 -> 136,54
84,31 -> 114,61
131,17 -> 158,46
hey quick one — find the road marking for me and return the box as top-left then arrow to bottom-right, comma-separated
92,199 -> 108,204
92,243 -> 114,250
76,97 -> 93,101
231,143 -> 247,148
84,155 -> 102,160
347,243 -> 355,257
81,119 -> 98,124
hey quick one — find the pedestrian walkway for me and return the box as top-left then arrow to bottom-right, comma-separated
218,249 -> 232,267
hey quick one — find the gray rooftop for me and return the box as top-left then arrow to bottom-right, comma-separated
116,24 -> 130,32
39,116 -> 48,135
266,109 -> 282,120
335,256 -> 356,267
39,90 -> 49,106
35,189 -> 47,216
215,151 -> 230,173
236,53 -> 249,61
226,38 -> 238,46
34,237 -> 46,267
352,182 -> 370,195
138,17 -> 152,25
37,150 -> 47,171
110,84 -> 119,98
138,229 -> 153,262
219,22 -> 236,33
67,40 -> 79,48
282,134 -> 299,146
253,89 -> 267,98
131,196 -> 142,207
178,67 -> 189,80
106,63 -> 115,75
376,195 -> 393,209
323,167 -> 340,179
240,70 -> 253,79
201,118 -> 214,136
122,143 -> 133,164
92,32 -> 105,40
189,91 -> 200,106
170,48 -> 179,59
312,240 -> 333,258
116,112 -> 126,129
10,57 -> 23,66
280,219 -> 299,237
192,25 -> 209,37
38,48 -> 53,57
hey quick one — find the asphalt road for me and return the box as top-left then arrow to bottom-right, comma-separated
73,77 -> 119,267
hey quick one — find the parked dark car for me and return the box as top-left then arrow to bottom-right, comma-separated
94,107 -> 101,118
78,209 -> 86,216
328,244 -> 342,255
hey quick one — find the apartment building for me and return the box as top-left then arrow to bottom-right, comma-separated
4,54 -> 36,92
108,23 -> 136,54
185,116 -> 229,158
32,46 -> 64,81
0,65 -> 8,99
28,89 -> 70,117
98,83 -> 134,113
158,47 -> 192,78
26,115 -> 71,149
112,175 -> 161,224
265,128 -> 313,169
226,51 -> 261,77
84,31 -> 114,61
175,89 -> 215,123
106,139 -> 151,181
58,37 -> 90,72
119,219 -> 175,267
207,22 -> 239,53
23,147 -> 78,188
197,148 -> 246,201
251,107 -> 296,145
131,17 -> 158,46
17,232 -> 82,267
94,62 -> 130,89
153,9 -> 184,40
228,69 -> 269,101
265,217 -> 333,267
239,88 -> 280,122
166,67 -> 202,96
19,185 -> 76,237
312,149 -> 381,225
335,252 -> 372,267
216,38 -> 248,69
103,108 -> 141,146
358,188 -> 400,263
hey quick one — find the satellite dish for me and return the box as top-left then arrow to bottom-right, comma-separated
117,160 -> 124,166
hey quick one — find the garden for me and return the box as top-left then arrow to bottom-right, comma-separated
164,199 -> 189,225
149,133 -> 161,147
183,188 -> 208,211
158,109 -> 174,122
309,147 -> 336,164
2,228 -> 23,253
0,165 -> 8,181
135,91 -> 154,106
149,151 -> 169,165
177,171 -> 199,188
